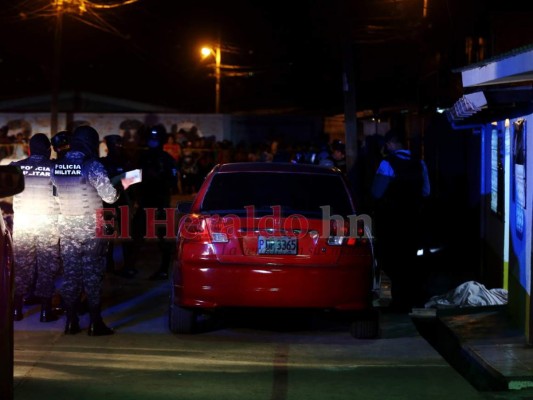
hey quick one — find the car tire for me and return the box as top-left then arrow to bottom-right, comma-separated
350,310 -> 380,339
168,287 -> 197,334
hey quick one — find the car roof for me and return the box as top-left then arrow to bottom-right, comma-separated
213,162 -> 341,175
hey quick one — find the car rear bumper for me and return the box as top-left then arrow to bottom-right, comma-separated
173,258 -> 374,311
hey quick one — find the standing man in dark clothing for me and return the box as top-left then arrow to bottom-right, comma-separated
100,134 -> 138,277
134,124 -> 178,280
371,129 -> 430,311
11,133 -> 61,322
51,125 -> 133,336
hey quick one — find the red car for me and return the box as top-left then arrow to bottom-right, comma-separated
170,162 -> 379,338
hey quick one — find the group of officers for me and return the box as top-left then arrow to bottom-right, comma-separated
10,123 -> 431,337
11,124 -> 178,336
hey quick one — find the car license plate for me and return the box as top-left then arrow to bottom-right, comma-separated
257,236 -> 297,255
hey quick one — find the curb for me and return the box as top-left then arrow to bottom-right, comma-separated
410,306 -> 510,391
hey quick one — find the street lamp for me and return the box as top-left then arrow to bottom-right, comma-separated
201,45 -> 221,113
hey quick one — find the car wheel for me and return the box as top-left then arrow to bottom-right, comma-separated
169,304 -> 197,334
168,285 -> 196,334
350,310 -> 380,339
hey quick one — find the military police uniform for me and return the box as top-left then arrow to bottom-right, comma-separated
11,133 -> 61,322
51,126 -> 120,336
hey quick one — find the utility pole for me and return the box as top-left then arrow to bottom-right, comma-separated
48,0 -> 139,134
51,1 -> 63,136
215,44 -> 221,113
343,40 -> 358,175
201,40 -> 222,113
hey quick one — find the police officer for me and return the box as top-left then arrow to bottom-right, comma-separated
51,125 -> 133,336
51,130 -> 71,160
11,133 -> 61,322
134,124 -> 178,280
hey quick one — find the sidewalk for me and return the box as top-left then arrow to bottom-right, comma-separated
411,305 -> 533,392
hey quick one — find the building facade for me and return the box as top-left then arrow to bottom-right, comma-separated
449,45 -> 533,342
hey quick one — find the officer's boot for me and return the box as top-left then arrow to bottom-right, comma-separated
88,304 -> 114,336
39,296 -> 59,322
13,294 -> 24,321
64,306 -> 81,334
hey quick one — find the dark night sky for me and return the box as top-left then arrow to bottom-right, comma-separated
0,0 -> 348,113
1,0 -> 533,114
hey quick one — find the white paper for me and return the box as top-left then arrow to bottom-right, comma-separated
125,169 -> 142,184
111,169 -> 142,186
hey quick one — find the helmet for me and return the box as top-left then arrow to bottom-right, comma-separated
51,131 -> 71,153
70,125 -> 100,158
29,133 -> 51,157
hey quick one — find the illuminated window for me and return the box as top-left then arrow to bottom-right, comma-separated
490,125 -> 504,217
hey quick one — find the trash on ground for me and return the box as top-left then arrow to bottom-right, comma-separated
424,280 -> 508,309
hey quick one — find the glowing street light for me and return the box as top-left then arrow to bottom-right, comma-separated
201,45 -> 221,113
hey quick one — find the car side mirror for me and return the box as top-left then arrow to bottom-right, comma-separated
0,166 -> 24,198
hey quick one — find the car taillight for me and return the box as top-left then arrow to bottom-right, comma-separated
179,215 -> 229,243
180,215 -> 208,240
349,219 -> 368,245
330,219 -> 349,236
328,219 -> 351,246
207,217 -> 229,243
327,218 -> 368,246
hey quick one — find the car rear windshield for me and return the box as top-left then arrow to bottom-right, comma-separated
200,172 -> 355,217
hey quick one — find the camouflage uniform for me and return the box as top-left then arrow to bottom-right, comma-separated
10,135 -> 61,322
51,125 -> 120,335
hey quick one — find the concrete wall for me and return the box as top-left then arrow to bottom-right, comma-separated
0,112 -> 332,147
0,112 -> 230,142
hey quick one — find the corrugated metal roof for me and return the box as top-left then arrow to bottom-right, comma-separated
448,43 -> 533,126
453,43 -> 533,73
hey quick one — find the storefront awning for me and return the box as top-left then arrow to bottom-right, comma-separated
447,85 -> 533,126
447,45 -> 533,127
